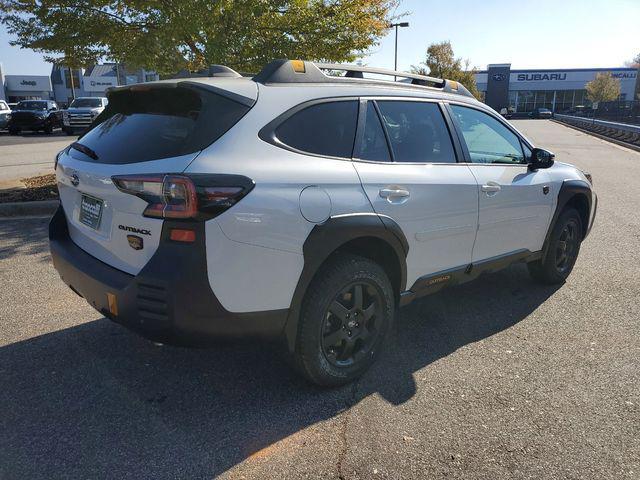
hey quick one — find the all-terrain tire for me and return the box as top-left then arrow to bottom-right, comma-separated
294,253 -> 394,387
528,207 -> 583,284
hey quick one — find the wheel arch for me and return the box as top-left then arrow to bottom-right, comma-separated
564,193 -> 590,238
542,179 -> 592,262
283,214 -> 408,352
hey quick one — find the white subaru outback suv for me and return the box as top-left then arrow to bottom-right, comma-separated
50,60 -> 597,386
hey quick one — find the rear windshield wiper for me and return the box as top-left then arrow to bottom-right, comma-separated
70,142 -> 99,160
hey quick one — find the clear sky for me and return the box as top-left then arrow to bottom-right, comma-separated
1,0 -> 638,76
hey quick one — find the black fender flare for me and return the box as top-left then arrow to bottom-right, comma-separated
283,213 -> 409,352
542,179 -> 592,262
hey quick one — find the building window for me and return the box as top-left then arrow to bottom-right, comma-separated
511,88 -> 591,113
508,91 -> 517,111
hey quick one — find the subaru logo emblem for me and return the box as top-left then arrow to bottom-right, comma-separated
71,173 -> 80,187
492,73 -> 506,81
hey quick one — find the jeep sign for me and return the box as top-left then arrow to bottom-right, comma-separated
4,75 -> 52,92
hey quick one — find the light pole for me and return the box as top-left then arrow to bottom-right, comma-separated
389,22 -> 409,79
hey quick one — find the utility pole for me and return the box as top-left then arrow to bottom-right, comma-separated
389,22 -> 409,80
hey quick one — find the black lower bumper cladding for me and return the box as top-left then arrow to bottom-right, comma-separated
49,206 -> 287,345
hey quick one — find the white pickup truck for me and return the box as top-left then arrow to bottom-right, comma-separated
63,97 -> 108,135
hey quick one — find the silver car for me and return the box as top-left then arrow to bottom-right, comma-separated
50,60 -> 597,386
0,100 -> 11,129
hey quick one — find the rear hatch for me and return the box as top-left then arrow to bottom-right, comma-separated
55,80 -> 256,275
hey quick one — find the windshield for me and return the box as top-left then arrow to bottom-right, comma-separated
70,98 -> 102,108
17,101 -> 48,111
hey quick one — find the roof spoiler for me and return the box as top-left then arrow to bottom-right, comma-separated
105,77 -> 256,107
252,59 -> 475,98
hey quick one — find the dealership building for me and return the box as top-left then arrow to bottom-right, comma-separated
475,64 -> 639,114
0,62 -> 159,106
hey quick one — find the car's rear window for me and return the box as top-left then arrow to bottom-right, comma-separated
70,86 -> 251,164
275,101 -> 358,158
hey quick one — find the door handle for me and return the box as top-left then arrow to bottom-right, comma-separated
481,183 -> 501,193
379,187 -> 410,202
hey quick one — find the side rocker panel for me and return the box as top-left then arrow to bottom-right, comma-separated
283,214 -> 409,351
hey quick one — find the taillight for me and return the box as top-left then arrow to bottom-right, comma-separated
112,174 -> 253,220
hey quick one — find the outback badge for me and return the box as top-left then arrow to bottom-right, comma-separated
127,235 -> 144,250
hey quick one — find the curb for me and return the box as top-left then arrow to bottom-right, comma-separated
551,119 -> 640,153
0,200 -> 59,218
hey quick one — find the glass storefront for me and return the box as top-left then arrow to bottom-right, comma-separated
505,89 -> 590,113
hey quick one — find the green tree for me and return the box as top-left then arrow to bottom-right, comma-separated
1,0 -> 399,75
410,40 -> 480,98
585,72 -> 621,103
624,53 -> 640,68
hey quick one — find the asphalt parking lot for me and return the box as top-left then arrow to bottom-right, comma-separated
0,130 -> 75,185
0,120 -> 638,479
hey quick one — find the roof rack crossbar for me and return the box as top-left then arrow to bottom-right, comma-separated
315,63 -> 445,87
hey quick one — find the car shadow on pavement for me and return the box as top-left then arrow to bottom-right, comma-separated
0,217 -> 51,260
0,264 -> 560,479
1,130 -> 66,138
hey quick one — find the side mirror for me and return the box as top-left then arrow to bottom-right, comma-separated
529,148 -> 555,170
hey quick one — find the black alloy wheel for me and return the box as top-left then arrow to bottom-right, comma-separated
321,282 -> 382,367
554,218 -> 580,274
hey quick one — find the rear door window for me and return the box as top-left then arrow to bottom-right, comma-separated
274,101 -> 358,158
70,86 -> 251,164
357,102 -> 392,162
376,101 -> 456,163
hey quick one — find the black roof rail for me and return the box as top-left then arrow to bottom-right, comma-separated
252,59 -> 475,98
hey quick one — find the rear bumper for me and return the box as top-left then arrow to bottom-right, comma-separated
49,206 -> 287,345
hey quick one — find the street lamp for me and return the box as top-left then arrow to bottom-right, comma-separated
389,22 -> 409,79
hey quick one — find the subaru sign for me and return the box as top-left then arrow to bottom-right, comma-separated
517,73 -> 568,81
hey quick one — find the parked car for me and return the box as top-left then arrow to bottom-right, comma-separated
63,97 -> 108,135
50,60 -> 597,386
529,107 -> 553,119
7,100 -> 61,134
499,107 -> 513,119
0,100 -> 11,129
